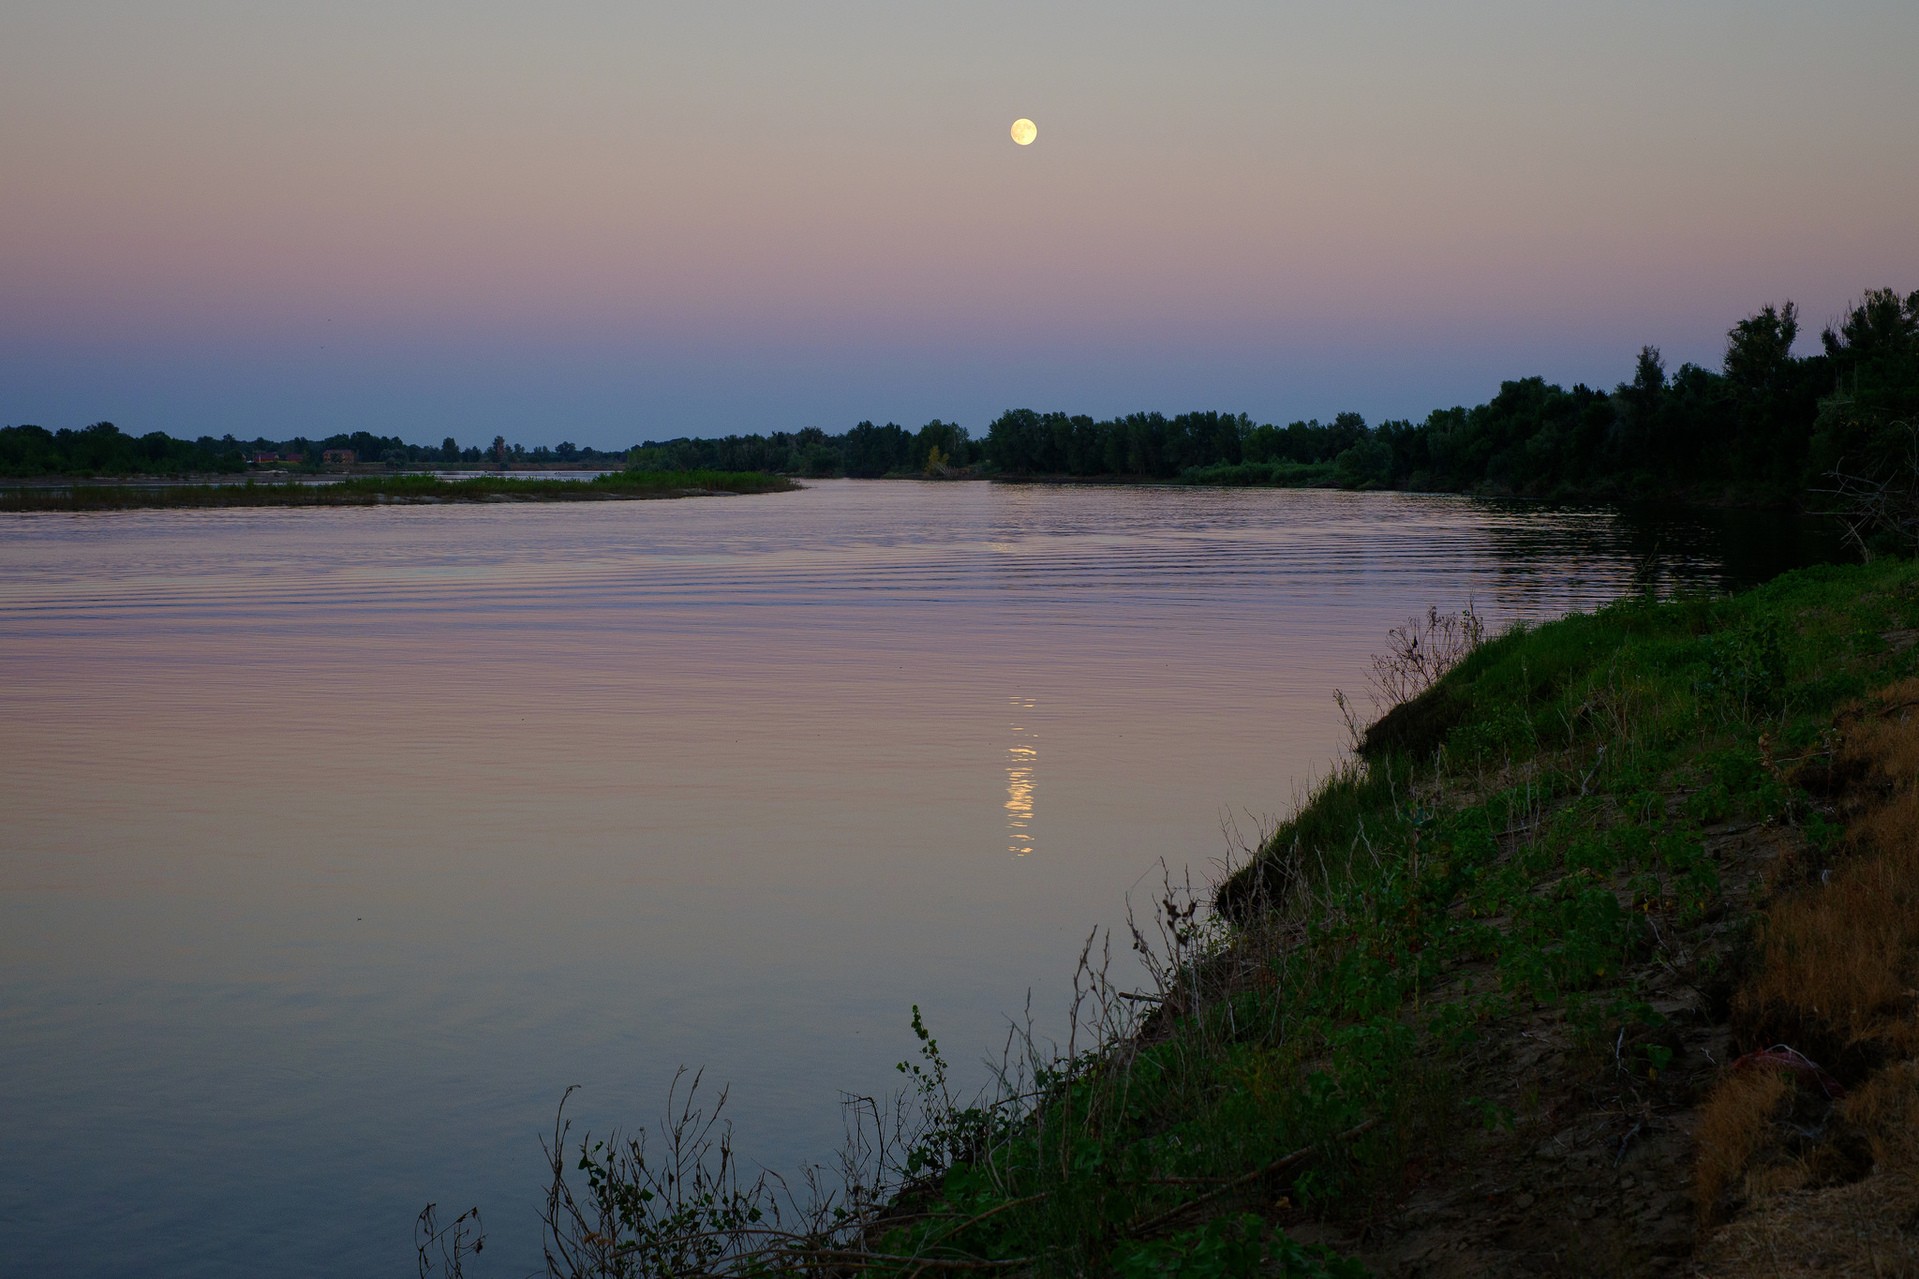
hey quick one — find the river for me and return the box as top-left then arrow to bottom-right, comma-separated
0,480 -> 1834,1276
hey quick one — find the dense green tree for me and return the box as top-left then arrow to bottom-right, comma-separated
0,420 -> 243,476
841,421 -> 913,477
1725,302 -> 1798,395
1335,434 -> 1392,487
1811,288 -> 1919,481
914,419 -> 972,471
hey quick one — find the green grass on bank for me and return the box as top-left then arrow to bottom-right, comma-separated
0,468 -> 798,512
432,558 -> 1918,1279
847,561 -> 1916,1276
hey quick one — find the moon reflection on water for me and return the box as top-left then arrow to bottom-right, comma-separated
1005,695 -> 1038,856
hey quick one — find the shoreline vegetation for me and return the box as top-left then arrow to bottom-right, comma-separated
425,557 -> 1919,1277
9,287 -> 1916,524
603,286 -> 1919,517
0,469 -> 798,512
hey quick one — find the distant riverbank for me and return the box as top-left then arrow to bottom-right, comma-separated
0,469 -> 798,512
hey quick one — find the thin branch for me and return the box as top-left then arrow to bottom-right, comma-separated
1126,1118 -> 1379,1239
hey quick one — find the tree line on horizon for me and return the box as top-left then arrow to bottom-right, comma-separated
977,286 -> 1919,502
7,288 -> 1915,503
0,424 -> 635,478
611,287 -> 1919,505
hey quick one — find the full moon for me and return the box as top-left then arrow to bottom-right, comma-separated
1011,118 -> 1037,146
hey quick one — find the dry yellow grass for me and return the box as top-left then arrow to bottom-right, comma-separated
1738,680 -> 1919,1056
1844,1059 -> 1919,1172
1696,679 -> 1919,1274
1847,676 -> 1919,781
1695,1067 -> 1793,1225
1696,1171 -> 1919,1276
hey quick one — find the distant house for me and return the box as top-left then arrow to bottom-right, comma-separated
249,452 -> 281,464
321,449 -> 357,466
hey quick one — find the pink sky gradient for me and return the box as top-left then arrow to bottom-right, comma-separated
4,1 -> 1917,445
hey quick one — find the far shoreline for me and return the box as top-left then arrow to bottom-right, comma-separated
0,469 -> 800,513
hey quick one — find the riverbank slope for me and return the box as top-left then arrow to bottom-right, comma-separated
846,559 -> 1919,1274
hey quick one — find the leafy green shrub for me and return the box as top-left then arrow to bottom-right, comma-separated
1699,618 -> 1788,716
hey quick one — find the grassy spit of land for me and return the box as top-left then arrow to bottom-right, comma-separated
499,558 -> 1919,1279
0,468 -> 798,512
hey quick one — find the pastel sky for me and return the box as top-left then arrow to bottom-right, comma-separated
5,0 -> 1918,448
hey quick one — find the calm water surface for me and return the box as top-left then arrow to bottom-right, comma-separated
0,482 -> 1818,1275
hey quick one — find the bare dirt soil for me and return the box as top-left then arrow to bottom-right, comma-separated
1282,680 -> 1919,1276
